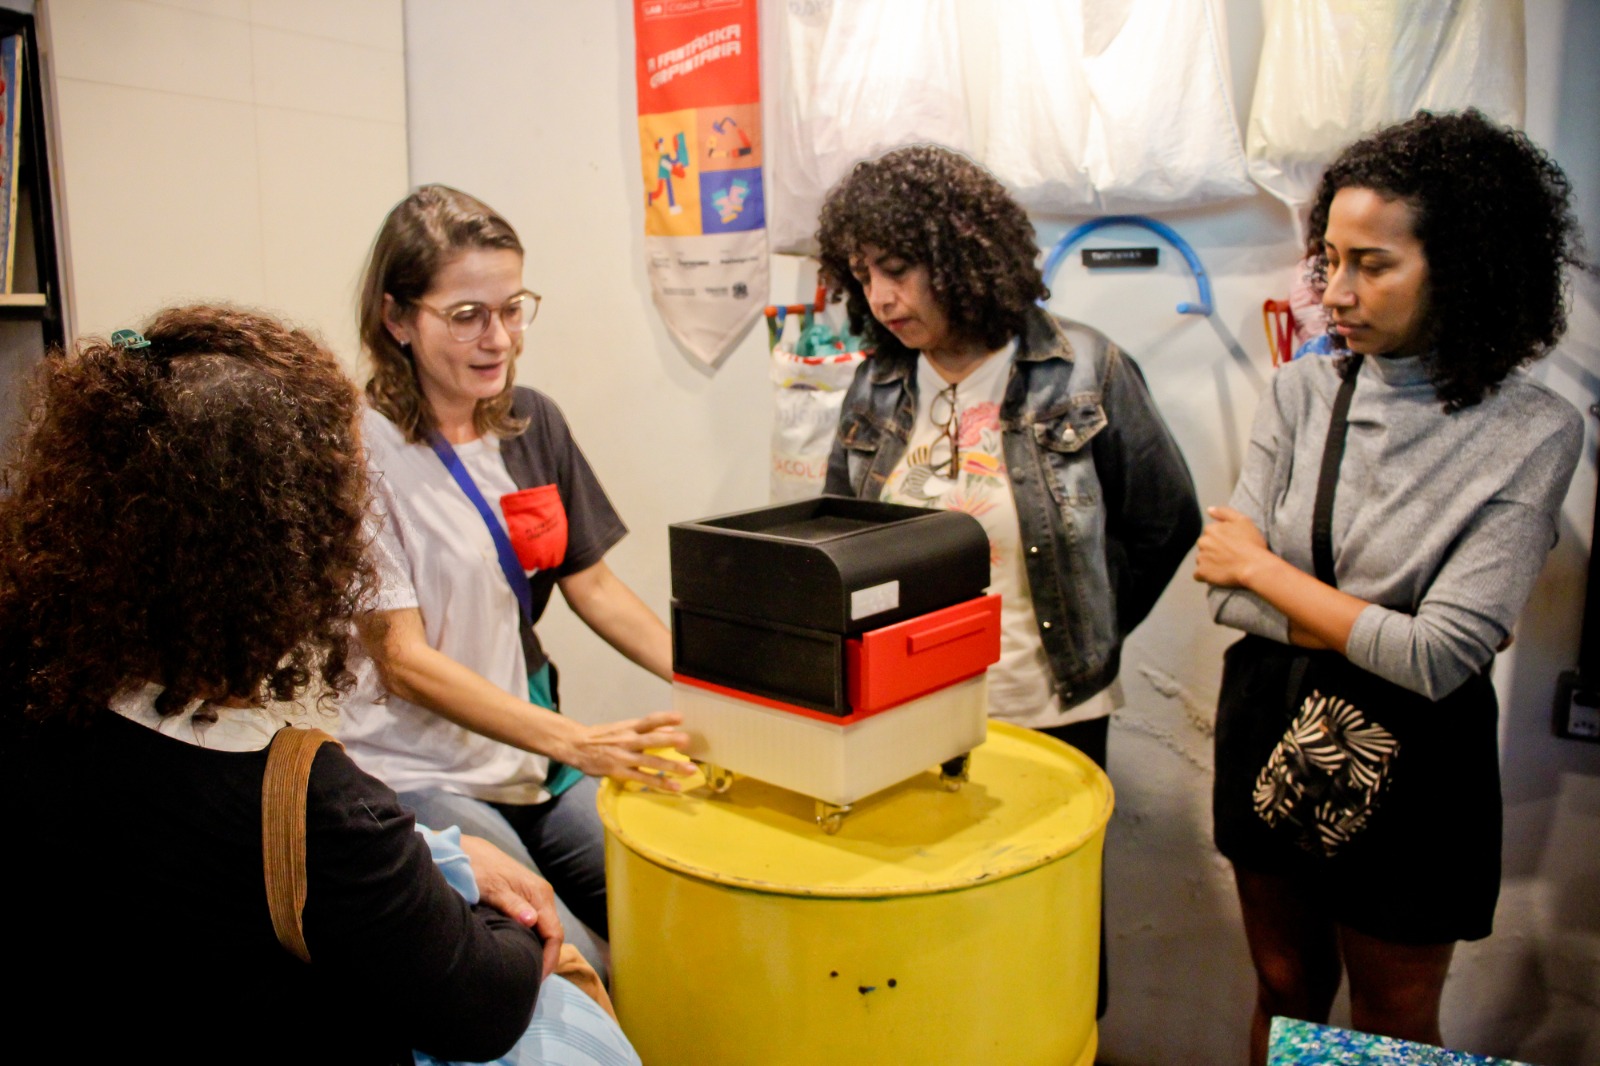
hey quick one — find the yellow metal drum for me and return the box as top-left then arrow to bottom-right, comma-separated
599,720 -> 1113,1066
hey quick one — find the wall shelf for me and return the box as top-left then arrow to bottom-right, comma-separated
0,8 -> 62,344
0,7 -> 64,435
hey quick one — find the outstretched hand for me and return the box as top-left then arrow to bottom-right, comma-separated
458,833 -> 564,979
564,710 -> 694,790
1194,506 -> 1271,589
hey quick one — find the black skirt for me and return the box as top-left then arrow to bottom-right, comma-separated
1213,635 -> 1502,944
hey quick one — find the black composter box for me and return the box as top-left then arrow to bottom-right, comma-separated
669,496 -> 989,715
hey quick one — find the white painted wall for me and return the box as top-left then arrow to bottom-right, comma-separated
407,2 -> 1600,1062
41,0 -> 408,366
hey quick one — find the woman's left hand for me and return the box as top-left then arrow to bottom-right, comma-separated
458,833 -> 565,979
1197,507 -> 1369,657
1194,506 -> 1271,589
561,711 -> 694,788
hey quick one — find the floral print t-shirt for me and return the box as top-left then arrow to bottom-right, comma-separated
882,343 -> 1115,728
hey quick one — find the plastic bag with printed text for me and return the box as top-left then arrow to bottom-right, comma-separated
769,305 -> 867,502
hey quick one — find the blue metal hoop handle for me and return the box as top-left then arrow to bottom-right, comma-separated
1040,215 -> 1213,317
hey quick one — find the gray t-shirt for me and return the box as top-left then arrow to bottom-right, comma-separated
340,389 -> 626,802
1209,353 -> 1582,699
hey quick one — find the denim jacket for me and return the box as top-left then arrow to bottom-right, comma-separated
824,307 -> 1201,707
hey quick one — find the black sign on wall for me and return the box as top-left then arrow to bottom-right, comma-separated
1082,247 -> 1160,268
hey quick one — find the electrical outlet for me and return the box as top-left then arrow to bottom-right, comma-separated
1567,700 -> 1600,739
1553,670 -> 1600,743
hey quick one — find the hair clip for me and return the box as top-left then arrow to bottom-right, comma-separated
111,329 -> 151,350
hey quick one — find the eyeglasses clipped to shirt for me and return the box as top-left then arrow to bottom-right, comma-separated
929,380 -> 961,480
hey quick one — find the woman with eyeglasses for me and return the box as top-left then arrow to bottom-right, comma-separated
340,186 -> 689,964
819,146 -> 1201,1016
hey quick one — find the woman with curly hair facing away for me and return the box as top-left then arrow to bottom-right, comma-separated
1,307 -> 565,1062
341,185 -> 690,968
820,145 -> 1201,1016
1196,110 -> 1585,1063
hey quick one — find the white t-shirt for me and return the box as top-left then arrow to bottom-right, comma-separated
339,408 -> 553,804
882,346 -> 1117,728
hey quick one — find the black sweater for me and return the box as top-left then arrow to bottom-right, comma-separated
8,708 -> 542,1064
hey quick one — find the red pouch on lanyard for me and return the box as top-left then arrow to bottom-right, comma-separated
500,485 -> 568,572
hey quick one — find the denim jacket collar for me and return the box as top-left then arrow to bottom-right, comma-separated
1016,304 -> 1077,366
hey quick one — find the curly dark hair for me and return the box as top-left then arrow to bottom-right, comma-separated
816,145 -> 1047,357
1308,109 -> 1585,410
360,184 -> 528,443
0,306 -> 377,724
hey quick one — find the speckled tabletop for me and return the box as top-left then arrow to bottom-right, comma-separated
1269,1019 -> 1529,1065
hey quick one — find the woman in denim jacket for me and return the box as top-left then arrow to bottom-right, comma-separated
819,146 -> 1201,1014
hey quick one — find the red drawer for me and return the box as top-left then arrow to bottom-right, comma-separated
846,594 -> 1000,715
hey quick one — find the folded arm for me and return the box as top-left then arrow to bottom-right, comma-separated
1196,506 -> 1367,652
1203,371 -> 1298,644
1199,497 -> 1559,700
1343,495 -> 1562,698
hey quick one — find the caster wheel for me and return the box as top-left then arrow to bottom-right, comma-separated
702,763 -> 734,795
814,800 -> 852,834
939,753 -> 972,792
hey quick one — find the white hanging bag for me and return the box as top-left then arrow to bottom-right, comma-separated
1246,0 -> 1526,209
985,0 -> 1253,215
770,0 -> 972,252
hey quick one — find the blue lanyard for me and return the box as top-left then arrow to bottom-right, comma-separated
428,432 -> 535,626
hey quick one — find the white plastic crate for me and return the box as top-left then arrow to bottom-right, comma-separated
673,674 -> 988,808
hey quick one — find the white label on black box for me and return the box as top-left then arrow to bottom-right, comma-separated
851,580 -> 900,620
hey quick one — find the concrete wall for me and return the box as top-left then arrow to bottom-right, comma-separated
406,1 -> 1600,1062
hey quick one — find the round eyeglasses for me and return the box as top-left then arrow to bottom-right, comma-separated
412,290 -> 541,343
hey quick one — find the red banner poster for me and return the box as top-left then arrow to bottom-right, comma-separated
634,0 -> 766,366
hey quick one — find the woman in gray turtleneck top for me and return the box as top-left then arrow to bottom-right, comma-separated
1196,110 -> 1585,1066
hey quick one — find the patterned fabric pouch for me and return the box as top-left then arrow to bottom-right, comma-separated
1253,686 -> 1399,857
1250,355 -> 1399,858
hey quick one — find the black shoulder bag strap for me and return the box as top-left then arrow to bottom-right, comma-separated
1311,355 -> 1363,588
1286,354 -> 1363,707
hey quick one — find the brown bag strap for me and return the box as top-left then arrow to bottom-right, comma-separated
262,726 -> 341,964
554,943 -> 620,1022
